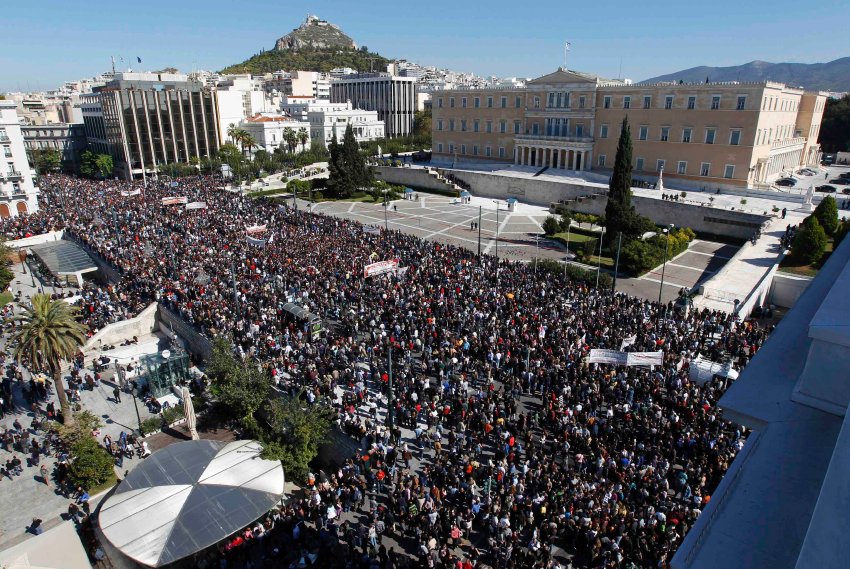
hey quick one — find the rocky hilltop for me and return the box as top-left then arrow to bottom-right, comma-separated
274,15 -> 357,51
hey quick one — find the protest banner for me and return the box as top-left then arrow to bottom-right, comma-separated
364,259 -> 399,277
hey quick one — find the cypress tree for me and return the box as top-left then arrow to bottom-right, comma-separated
605,117 -> 635,246
813,195 -> 839,236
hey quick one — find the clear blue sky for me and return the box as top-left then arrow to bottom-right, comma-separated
2,0 -> 846,92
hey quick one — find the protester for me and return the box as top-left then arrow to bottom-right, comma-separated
0,173 -> 773,568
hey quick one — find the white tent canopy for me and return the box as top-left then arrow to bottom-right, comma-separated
689,355 -> 739,386
99,439 -> 284,567
0,521 -> 92,569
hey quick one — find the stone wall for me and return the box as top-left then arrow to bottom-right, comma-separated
83,303 -> 159,357
157,304 -> 214,363
372,166 -> 458,195
6,230 -> 64,249
448,170 -> 768,240
769,272 -> 813,308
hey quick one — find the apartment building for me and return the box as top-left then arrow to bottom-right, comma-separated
330,73 -> 417,138
432,68 -> 827,189
0,101 -> 39,217
22,123 -> 87,167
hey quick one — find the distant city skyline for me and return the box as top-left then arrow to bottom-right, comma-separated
2,0 -> 847,92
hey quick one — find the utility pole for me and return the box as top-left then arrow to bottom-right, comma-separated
612,231 -> 623,293
477,206 -> 482,262
387,339 -> 394,435
232,260 -> 239,316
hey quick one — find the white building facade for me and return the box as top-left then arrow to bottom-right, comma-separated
241,114 -> 311,153
0,101 -> 39,217
330,73 -> 417,137
307,101 -> 385,147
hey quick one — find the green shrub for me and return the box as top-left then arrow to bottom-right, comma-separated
559,212 -> 572,232
537,259 -> 612,289
619,227 -> 695,275
162,406 -> 186,426
140,417 -> 163,435
68,437 -> 115,490
542,216 -> 561,235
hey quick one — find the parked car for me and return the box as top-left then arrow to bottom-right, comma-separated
839,172 -> 850,180
797,169 -> 816,176
776,178 -> 797,187
815,185 -> 836,193
830,178 -> 850,185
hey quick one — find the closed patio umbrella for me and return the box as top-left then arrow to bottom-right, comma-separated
182,386 -> 199,440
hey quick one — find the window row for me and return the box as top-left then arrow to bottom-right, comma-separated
436,119 -> 522,134
597,155 -> 736,179
601,94 -> 747,111
762,96 -> 799,112
545,92 -> 587,109
599,124 -> 743,145
437,95 -> 523,109
437,143 -> 507,158
755,125 -> 801,145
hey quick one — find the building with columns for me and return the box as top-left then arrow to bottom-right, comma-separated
432,68 -> 827,190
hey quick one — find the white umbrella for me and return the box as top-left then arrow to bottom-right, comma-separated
182,387 -> 199,440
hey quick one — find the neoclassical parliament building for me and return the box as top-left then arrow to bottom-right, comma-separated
431,69 -> 827,190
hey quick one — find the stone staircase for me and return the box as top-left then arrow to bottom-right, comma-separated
426,167 -> 466,193
549,189 -> 609,214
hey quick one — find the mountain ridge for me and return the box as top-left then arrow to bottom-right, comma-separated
641,57 -> 850,91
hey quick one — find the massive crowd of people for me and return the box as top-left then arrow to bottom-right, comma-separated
0,174 -> 774,568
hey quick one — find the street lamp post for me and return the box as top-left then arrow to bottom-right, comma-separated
386,339 -> 394,436
493,200 -> 500,285
130,387 -> 143,435
595,227 -> 605,288
477,206 -> 482,262
612,231 -> 623,293
658,224 -> 674,306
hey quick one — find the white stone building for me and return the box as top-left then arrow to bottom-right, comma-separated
307,101 -> 385,147
241,114 -> 311,153
0,100 -> 39,217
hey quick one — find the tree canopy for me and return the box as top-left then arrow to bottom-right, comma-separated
327,124 -> 372,198
219,47 -> 389,75
813,194 -> 839,235
793,215 -> 828,264
819,94 -> 850,154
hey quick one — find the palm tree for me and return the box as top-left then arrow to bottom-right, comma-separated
283,128 -> 298,154
227,123 -> 240,146
297,127 -> 309,152
242,133 -> 257,158
12,294 -> 87,426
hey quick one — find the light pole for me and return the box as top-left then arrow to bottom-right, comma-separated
658,224 -> 674,306
386,338 -> 394,436
595,227 -> 605,288
612,231 -> 623,293
477,206 -> 482,262
493,200 -> 500,285
130,386 -> 143,435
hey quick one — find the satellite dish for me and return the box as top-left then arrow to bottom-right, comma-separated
161,350 -> 171,359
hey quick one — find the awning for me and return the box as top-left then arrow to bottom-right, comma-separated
99,440 -> 284,567
29,240 -> 98,275
0,521 -> 92,569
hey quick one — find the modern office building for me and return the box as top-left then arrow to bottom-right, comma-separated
432,68 -> 827,190
672,236 -> 850,569
0,100 -> 39,217
330,73 -> 417,138
22,123 -> 87,167
93,72 -> 222,179
80,91 -> 111,156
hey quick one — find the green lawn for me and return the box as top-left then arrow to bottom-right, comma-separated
0,291 -> 13,306
778,240 -> 834,277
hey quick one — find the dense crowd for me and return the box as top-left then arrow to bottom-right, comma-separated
0,174 -> 773,568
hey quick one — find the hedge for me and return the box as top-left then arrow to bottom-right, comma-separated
619,227 -> 696,276
537,259 -> 613,289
